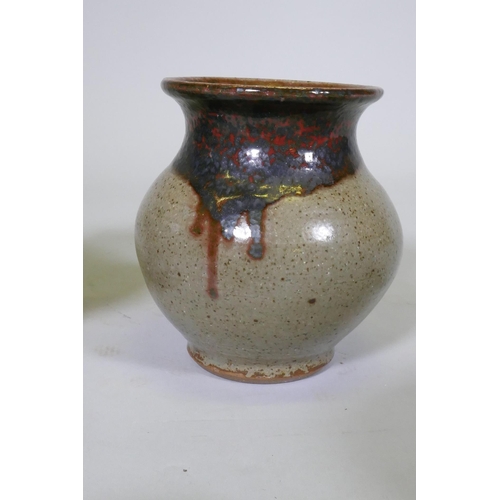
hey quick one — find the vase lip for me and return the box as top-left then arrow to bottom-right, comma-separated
162,77 -> 383,102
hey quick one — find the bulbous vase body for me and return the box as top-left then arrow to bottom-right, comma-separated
135,78 -> 402,383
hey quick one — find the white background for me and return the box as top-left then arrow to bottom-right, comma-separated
84,1 -> 415,498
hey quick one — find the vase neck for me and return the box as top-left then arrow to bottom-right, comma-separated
176,99 -> 369,185
180,99 -> 367,144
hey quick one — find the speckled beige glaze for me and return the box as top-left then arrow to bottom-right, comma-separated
135,164 -> 402,382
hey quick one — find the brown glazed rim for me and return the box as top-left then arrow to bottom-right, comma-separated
162,77 -> 383,102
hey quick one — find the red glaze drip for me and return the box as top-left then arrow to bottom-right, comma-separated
190,201 -> 221,299
189,201 -> 206,236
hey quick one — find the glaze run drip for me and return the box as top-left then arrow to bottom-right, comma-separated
189,201 -> 221,298
169,95 -> 370,299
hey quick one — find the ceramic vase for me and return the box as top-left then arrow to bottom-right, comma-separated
135,77 -> 402,383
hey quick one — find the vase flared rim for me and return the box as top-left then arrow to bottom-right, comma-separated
162,77 -> 383,102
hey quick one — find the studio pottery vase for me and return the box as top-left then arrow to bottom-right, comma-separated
135,77 -> 402,383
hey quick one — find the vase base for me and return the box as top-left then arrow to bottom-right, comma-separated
187,345 -> 334,384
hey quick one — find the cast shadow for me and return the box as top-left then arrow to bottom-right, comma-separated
83,231 -> 146,313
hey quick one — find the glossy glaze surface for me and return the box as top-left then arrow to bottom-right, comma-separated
135,77 -> 402,383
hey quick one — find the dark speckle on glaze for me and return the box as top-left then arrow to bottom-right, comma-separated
163,78 -> 381,298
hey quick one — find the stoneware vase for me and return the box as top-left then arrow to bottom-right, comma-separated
135,77 -> 402,383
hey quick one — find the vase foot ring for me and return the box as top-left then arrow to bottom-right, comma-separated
187,345 -> 334,384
